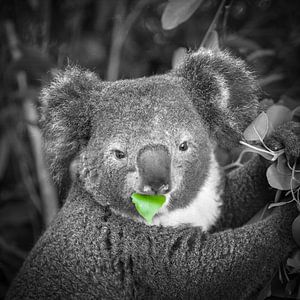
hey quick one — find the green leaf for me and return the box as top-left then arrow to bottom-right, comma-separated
243,112 -> 269,141
276,155 -> 292,175
172,47 -> 187,69
161,0 -> 203,30
267,163 -> 300,190
202,30 -> 220,51
131,193 -> 166,224
267,163 -> 290,190
266,105 -> 292,135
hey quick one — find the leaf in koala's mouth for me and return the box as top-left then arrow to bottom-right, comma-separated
131,193 -> 166,224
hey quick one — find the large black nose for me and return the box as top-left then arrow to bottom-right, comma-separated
137,145 -> 171,195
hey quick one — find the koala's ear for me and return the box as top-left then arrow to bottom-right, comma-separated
40,66 -> 102,200
174,48 -> 260,148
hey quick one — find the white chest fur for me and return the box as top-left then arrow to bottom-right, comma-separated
152,152 -> 223,231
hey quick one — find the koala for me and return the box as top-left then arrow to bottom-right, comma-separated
6,49 -> 298,300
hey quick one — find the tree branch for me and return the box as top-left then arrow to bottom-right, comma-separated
106,0 -> 154,81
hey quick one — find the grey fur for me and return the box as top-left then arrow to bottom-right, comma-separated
6,49 -> 298,299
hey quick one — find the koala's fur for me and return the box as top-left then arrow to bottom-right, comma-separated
6,49 -> 298,300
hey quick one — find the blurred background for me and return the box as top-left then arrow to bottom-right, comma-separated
0,0 -> 300,298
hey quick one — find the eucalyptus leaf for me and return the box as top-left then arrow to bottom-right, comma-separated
266,105 -> 292,135
131,193 -> 166,224
202,30 -> 219,51
243,112 -> 269,141
267,163 -> 299,190
276,155 -> 292,175
172,47 -> 187,69
162,0 -> 203,30
294,173 -> 300,184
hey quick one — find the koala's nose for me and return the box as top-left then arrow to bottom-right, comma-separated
137,145 -> 171,195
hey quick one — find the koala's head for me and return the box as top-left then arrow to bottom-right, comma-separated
41,49 -> 259,222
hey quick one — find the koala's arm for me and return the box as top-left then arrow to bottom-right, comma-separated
213,155 -> 274,230
214,121 -> 300,231
6,185 -> 297,300
135,207 -> 296,300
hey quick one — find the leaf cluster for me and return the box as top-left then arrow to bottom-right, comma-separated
242,105 -> 300,208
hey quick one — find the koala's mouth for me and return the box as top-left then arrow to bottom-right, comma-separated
130,192 -> 172,223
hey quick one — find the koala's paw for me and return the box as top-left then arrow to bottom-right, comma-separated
265,121 -> 300,163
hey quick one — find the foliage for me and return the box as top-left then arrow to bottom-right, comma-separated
0,0 -> 300,298
161,0 -> 204,30
227,106 -> 300,298
131,193 -> 166,224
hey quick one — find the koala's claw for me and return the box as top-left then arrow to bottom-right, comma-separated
265,121 -> 300,163
271,144 -> 283,151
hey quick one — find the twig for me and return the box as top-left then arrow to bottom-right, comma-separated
40,0 -> 51,53
5,21 -> 58,226
18,72 -> 59,226
200,0 -> 227,48
258,74 -> 285,87
223,161 -> 243,171
106,0 -> 126,81
4,21 -> 22,60
9,128 -> 42,213
0,135 -> 9,180
274,190 -> 282,203
221,0 -> 233,44
223,149 -> 250,171
106,0 -> 154,81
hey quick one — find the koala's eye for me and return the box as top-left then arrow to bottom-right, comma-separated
114,150 -> 126,160
179,141 -> 188,151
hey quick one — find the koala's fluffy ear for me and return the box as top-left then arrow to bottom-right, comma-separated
40,66 -> 102,200
175,48 -> 260,148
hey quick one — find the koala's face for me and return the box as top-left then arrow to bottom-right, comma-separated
43,51 -> 258,228
79,75 -> 218,225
